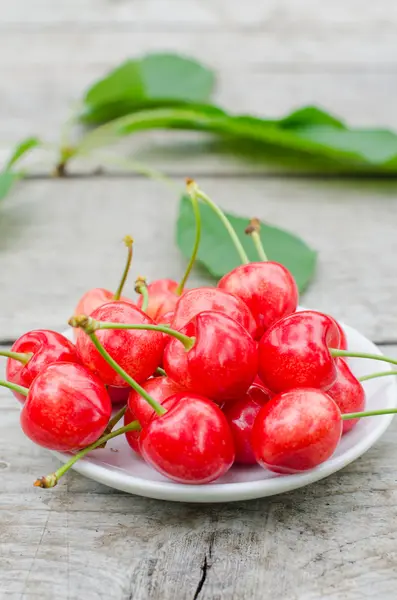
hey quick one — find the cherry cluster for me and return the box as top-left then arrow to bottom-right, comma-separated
1,180 -> 396,489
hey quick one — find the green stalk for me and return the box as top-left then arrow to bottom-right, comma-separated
176,182 -> 202,295
135,277 -> 149,312
187,179 -> 249,265
359,371 -> 397,382
0,350 -> 32,365
113,235 -> 134,300
0,379 -> 29,397
330,349 -> 397,368
245,218 -> 268,261
34,420 -> 141,488
342,408 -> 397,420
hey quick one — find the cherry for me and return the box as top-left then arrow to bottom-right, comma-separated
137,278 -> 180,321
73,236 -> 134,337
128,376 -> 183,429
73,302 -> 164,386
164,311 -> 258,401
327,358 -> 365,434
140,393 -> 235,484
171,287 -> 257,337
20,362 -> 112,452
124,406 -> 141,453
107,385 -> 130,405
258,310 -> 340,393
252,388 -> 342,473
222,385 -> 273,465
1,330 -> 80,403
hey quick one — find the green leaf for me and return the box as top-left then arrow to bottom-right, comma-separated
176,195 -> 317,293
5,137 -> 40,170
0,172 -> 19,201
81,53 -> 215,124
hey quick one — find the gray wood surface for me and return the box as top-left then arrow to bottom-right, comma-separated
1,2 -> 397,599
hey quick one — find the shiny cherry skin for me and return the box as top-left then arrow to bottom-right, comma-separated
137,279 -> 181,322
171,287 -> 256,337
128,376 -> 184,429
218,262 -> 298,339
76,301 -> 164,387
20,362 -> 112,452
222,385 -> 273,465
140,393 -> 235,484
6,330 -> 80,404
73,288 -> 133,340
124,406 -> 141,454
164,311 -> 258,402
252,388 -> 342,473
258,310 -> 340,393
327,358 -> 365,434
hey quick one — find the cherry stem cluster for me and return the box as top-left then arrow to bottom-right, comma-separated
113,235 -> 134,301
187,179 -> 250,265
176,181 -> 202,295
0,350 -> 33,366
34,420 -> 141,488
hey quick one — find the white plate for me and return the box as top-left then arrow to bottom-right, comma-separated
53,322 -> 397,503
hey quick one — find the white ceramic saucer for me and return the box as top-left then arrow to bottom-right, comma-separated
53,321 -> 397,503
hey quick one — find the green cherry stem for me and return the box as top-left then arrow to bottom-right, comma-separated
330,348 -> 397,368
34,420 -> 141,489
69,315 -> 195,351
135,276 -> 149,311
113,235 -> 134,301
359,371 -> 397,382
176,181 -> 202,295
0,379 -> 29,397
187,179 -> 250,265
245,218 -> 268,262
95,404 -> 128,448
0,350 -> 33,365
342,408 -> 397,421
85,331 -> 166,416
155,367 -> 167,376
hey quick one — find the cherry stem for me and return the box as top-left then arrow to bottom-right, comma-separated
34,420 -> 141,489
87,332 -> 166,416
176,182 -> 202,295
0,378 -> 29,397
69,315 -> 195,351
187,179 -> 250,265
113,235 -> 134,301
135,276 -> 149,312
0,350 -> 33,365
342,408 -> 397,420
245,218 -> 268,262
330,348 -> 397,368
155,367 -> 166,376
359,370 -> 397,382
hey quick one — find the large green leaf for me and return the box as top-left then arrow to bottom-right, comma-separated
81,53 -> 215,124
176,195 -> 317,293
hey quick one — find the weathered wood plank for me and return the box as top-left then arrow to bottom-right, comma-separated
0,176 -> 396,341
1,347 -> 397,599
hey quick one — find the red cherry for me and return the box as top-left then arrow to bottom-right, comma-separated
252,388 -> 342,473
258,310 -> 340,393
124,407 -> 141,454
140,393 -> 235,484
75,288 -> 132,321
171,287 -> 256,337
20,362 -> 112,451
223,385 -> 273,465
327,358 -> 365,434
128,376 -> 183,428
107,385 -> 130,405
137,279 -> 181,321
164,311 -> 258,401
76,301 -> 164,386
218,262 -> 298,338
4,330 -> 80,403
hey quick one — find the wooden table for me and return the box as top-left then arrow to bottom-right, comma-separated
2,2 -> 397,598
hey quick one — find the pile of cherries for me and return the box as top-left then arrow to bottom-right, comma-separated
1,180 -> 396,489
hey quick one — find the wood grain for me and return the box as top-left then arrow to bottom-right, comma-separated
0,176 -> 396,342
1,347 -> 397,599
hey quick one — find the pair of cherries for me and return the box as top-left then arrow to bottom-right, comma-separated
1,180 -> 394,488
